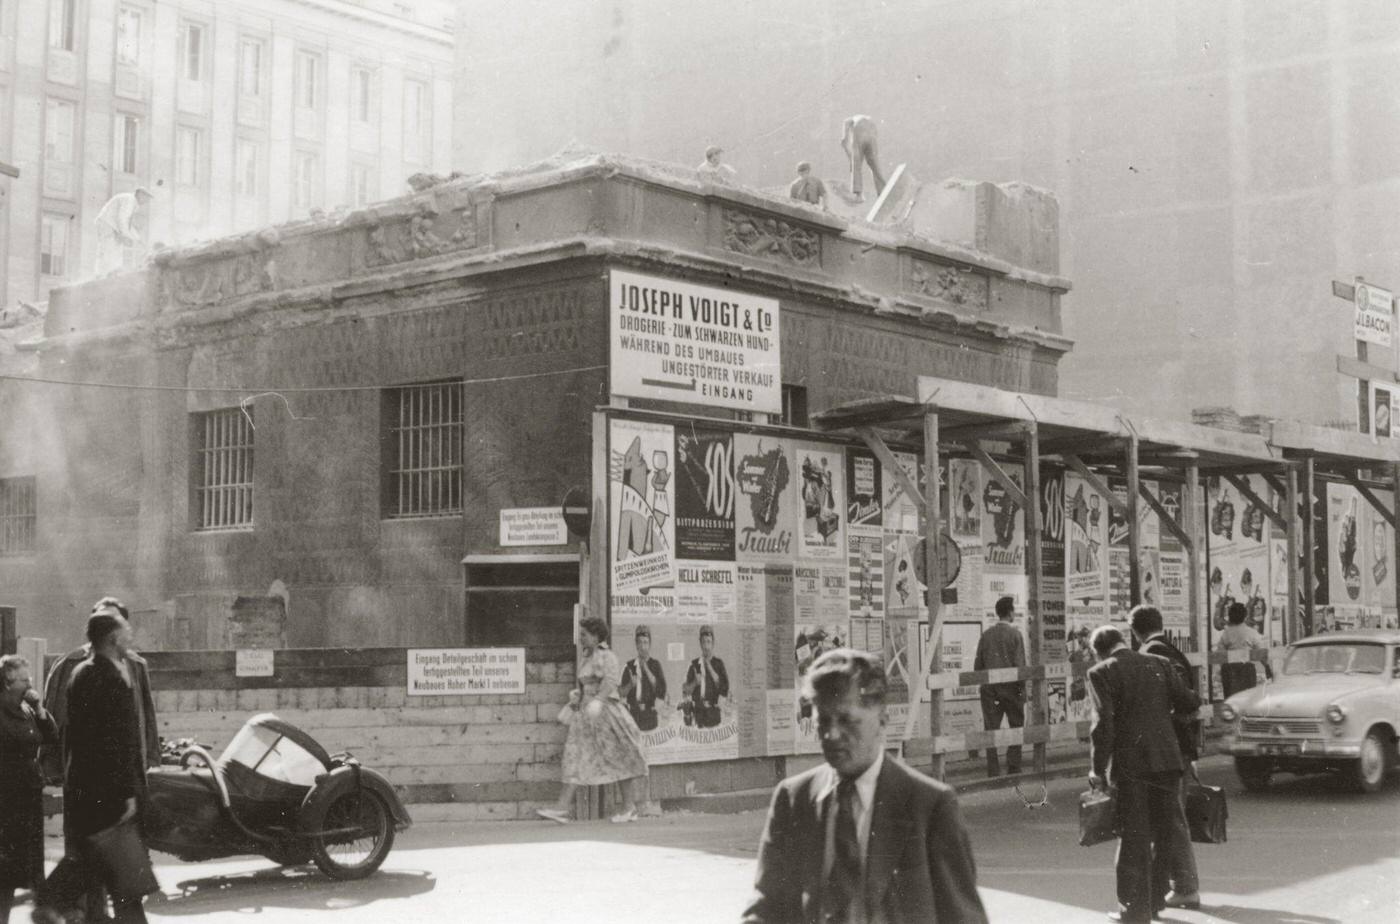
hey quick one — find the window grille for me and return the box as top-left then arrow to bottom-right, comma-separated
197,408 -> 254,530
384,381 -> 463,518
0,477 -> 36,555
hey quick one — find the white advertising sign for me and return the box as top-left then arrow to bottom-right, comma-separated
609,268 -> 781,414
1354,282 -> 1393,347
499,507 -> 569,546
407,648 -> 526,695
235,649 -> 274,677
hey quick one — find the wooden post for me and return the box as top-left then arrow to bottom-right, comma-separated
1022,423 -> 1045,775
0,606 -> 15,656
1126,435 -> 1142,606
923,409 -> 944,781
580,410 -> 611,820
1393,462 -> 1400,621
1285,465 -> 1301,647
1183,461 -> 1202,658
1302,455 -> 1316,637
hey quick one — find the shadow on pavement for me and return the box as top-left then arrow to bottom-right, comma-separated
147,867 -> 435,916
1160,907 -> 1341,924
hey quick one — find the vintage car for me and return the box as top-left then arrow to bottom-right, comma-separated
1219,630 -> 1400,793
144,713 -> 411,879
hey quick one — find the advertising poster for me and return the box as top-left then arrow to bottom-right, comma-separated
617,617 -> 741,763
794,564 -> 847,623
1040,466 -> 1068,662
981,470 -> 1025,574
1046,679 -> 1069,724
674,561 -> 737,622
845,447 -> 883,537
848,616 -> 883,652
883,450 -> 921,534
1307,477 -> 1330,616
793,622 -> 849,753
884,532 -> 926,617
734,434 -> 797,562
1156,483 -> 1188,627
674,426 -> 735,561
1207,476 -> 1270,633
610,586 -> 676,624
797,443 -> 846,560
1066,472 -> 1109,628
1375,383 -> 1393,439
848,534 -> 884,617
949,459 -> 982,541
1362,490 -> 1395,611
609,419 -> 676,592
940,622 -> 983,700
1327,483 -> 1363,606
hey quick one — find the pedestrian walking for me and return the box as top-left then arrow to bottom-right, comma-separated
1128,605 -> 1202,911
1086,625 -> 1200,922
34,608 -> 156,924
536,616 -> 649,825
975,595 -> 1027,776
1217,601 -> 1269,697
744,648 -> 987,924
42,596 -> 159,923
0,655 -> 59,924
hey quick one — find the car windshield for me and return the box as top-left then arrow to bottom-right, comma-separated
1283,643 -> 1385,676
219,723 -> 325,786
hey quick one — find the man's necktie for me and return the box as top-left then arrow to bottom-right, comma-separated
826,778 -> 861,923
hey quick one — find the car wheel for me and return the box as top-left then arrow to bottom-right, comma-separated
1351,729 -> 1390,794
1235,756 -> 1271,792
311,789 -> 396,880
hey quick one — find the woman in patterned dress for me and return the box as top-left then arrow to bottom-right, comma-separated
537,616 -> 649,824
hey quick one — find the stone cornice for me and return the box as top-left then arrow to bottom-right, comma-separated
280,0 -> 453,45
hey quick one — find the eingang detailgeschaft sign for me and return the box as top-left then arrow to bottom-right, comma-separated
609,268 -> 782,415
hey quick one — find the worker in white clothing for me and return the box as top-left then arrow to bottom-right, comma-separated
93,187 -> 152,276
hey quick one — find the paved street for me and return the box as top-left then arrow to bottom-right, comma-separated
31,756 -> 1395,924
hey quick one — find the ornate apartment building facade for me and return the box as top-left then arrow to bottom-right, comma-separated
0,0 -> 454,307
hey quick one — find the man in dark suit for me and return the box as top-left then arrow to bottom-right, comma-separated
1129,605 -> 1202,912
35,608 -> 152,924
620,624 -> 667,732
1087,625 -> 1200,923
974,595 -> 1027,776
744,648 -> 987,924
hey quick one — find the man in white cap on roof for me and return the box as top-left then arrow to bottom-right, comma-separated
696,145 -> 737,185
93,186 -> 153,276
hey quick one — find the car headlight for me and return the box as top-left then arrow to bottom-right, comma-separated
1325,705 -> 1346,724
1219,703 -> 1238,723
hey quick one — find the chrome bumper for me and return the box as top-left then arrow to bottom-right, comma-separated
1224,736 -> 1362,759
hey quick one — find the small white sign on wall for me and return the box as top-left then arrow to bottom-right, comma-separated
407,648 -> 526,696
499,508 -> 569,546
235,649 -> 274,677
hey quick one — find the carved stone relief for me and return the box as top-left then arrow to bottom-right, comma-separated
365,201 -> 483,268
164,251 -> 276,308
907,259 -> 989,312
722,208 -> 821,267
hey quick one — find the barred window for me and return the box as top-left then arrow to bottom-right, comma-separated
382,381 -> 463,518
196,408 -> 254,530
0,477 -> 36,555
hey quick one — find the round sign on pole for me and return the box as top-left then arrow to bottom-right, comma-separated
561,486 -> 590,538
911,533 -> 962,589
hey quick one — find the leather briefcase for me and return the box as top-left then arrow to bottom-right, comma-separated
1078,787 -> 1118,847
85,816 -> 160,901
1184,767 -> 1228,844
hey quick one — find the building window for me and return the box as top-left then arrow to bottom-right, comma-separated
350,163 -> 373,207
115,114 -> 140,174
116,7 -> 142,66
40,213 -> 70,277
0,477 -> 36,556
48,0 -> 75,51
238,38 -> 263,97
295,51 -> 319,109
781,385 -> 809,427
236,139 -> 259,197
293,151 -> 318,210
381,381 -> 463,518
182,23 -> 204,81
176,126 -> 201,186
195,408 -> 254,530
403,79 -> 428,163
351,67 -> 372,123
44,98 -> 75,162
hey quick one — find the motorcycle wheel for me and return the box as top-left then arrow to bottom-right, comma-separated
311,789 -> 395,880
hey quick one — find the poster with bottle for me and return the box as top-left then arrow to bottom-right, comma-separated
981,468 -> 1025,575
1039,465 -> 1068,661
1327,483 -> 1364,606
734,434 -> 797,562
949,459 -> 982,541
1207,476 -> 1270,634
1362,489 -> 1395,610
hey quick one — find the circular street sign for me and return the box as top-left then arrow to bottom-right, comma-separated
561,486 -> 591,537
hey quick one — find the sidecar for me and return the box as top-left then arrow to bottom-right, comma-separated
144,713 -> 411,880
